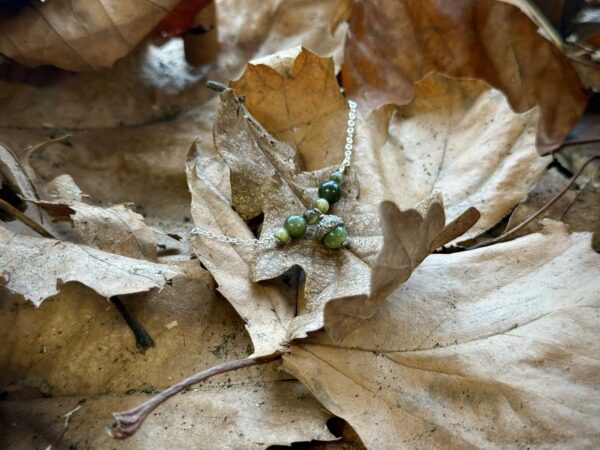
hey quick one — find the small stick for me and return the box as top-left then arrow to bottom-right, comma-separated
110,296 -> 154,350
109,351 -> 284,438
206,80 -> 228,92
0,198 -> 56,238
469,155 -> 600,250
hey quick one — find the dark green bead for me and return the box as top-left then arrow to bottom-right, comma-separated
284,214 -> 307,238
318,180 -> 341,204
329,171 -> 344,185
323,225 -> 347,249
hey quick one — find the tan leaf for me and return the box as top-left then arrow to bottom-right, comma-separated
0,140 -> 40,222
355,74 -> 551,239
0,264 -> 335,448
324,198 -> 480,341
0,0 -> 180,71
0,225 -> 180,306
342,0 -> 587,154
230,48 -> 350,170
32,175 -> 158,261
188,50 -> 550,354
284,225 -> 600,449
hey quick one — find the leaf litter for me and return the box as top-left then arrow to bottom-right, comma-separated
0,2 -> 598,449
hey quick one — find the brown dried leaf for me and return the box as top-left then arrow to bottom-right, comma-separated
0,264 -> 334,448
0,0 -> 181,71
342,0 -> 587,154
230,48 -> 349,170
188,50 -> 551,353
0,225 -> 180,306
0,140 -> 40,222
284,224 -> 600,449
324,199 -> 480,341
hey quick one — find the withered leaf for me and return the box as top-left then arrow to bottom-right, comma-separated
0,263 -> 335,448
0,225 -> 180,306
285,224 -> 600,449
33,175 -> 158,261
0,140 -> 40,222
0,0 -> 181,71
342,0 -> 587,154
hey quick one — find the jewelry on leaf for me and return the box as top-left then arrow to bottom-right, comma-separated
191,98 -> 357,250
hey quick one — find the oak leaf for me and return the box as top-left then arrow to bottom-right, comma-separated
341,0 -> 587,154
284,224 -> 600,449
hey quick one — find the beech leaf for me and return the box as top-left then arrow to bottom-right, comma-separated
342,0 -> 587,154
284,224 -> 600,449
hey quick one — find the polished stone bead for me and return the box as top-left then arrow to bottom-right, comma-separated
315,198 -> 330,213
303,208 -> 321,225
284,214 -> 308,238
274,227 -> 290,245
329,170 -> 344,185
318,180 -> 341,204
323,225 -> 347,249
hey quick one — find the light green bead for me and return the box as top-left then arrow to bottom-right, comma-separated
315,198 -> 330,213
274,227 -> 290,245
323,225 -> 347,249
303,208 -> 321,225
329,170 -> 344,185
284,214 -> 308,238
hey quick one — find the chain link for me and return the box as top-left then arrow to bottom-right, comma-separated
192,98 -> 357,247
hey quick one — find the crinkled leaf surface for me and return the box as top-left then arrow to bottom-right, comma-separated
284,224 -> 600,449
0,0 -> 181,71
342,0 -> 587,154
33,175 -> 158,261
0,264 -> 334,448
0,225 -> 180,306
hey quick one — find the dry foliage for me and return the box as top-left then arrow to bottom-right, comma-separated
0,1 -> 598,449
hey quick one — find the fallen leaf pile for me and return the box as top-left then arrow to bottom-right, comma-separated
1,1 -> 599,449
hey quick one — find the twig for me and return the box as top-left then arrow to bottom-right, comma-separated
110,296 -> 154,349
0,198 -> 56,238
109,351 -> 284,438
468,155 -> 600,250
206,80 -> 228,92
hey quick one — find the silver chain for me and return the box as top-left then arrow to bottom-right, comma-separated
191,98 -> 357,247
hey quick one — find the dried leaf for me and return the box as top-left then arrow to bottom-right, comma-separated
0,264 -> 334,448
0,0 -> 181,71
230,48 -> 350,170
342,0 -> 587,154
32,175 -> 158,261
0,225 -> 180,306
284,225 -> 600,449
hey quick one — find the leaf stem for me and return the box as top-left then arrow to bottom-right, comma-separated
109,351 -> 284,438
468,154 -> 600,250
110,296 -> 154,349
0,198 -> 56,238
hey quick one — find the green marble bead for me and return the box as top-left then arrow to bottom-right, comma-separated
284,214 -> 308,238
318,180 -> 341,204
329,170 -> 344,185
315,198 -> 330,213
323,225 -> 347,249
274,227 -> 290,245
303,208 -> 321,225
